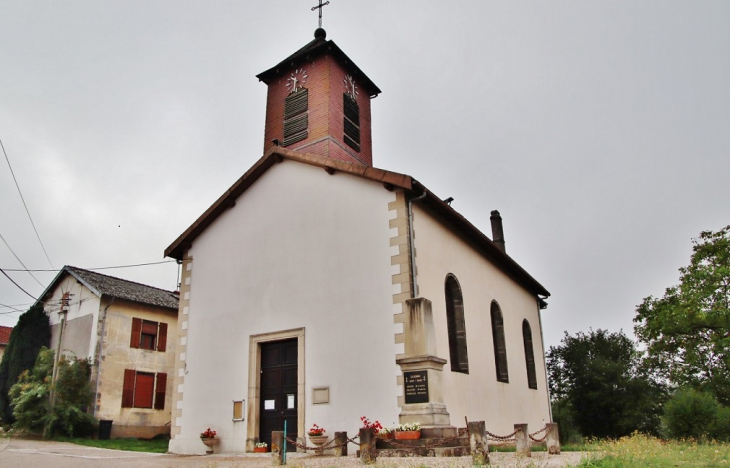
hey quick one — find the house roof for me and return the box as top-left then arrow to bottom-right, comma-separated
0,326 -> 12,346
256,28 -> 381,97
164,147 -> 550,298
36,266 -> 179,311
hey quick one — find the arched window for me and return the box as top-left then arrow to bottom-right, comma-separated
445,275 -> 469,373
522,320 -> 538,389
491,302 -> 509,382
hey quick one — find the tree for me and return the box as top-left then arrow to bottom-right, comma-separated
9,347 -> 95,438
0,304 -> 50,423
634,225 -> 730,404
547,329 -> 665,438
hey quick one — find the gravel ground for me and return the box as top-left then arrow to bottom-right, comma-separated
169,451 -> 588,467
0,438 -> 588,468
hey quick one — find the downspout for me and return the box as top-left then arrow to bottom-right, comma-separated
93,297 -> 115,418
536,297 -> 552,422
407,190 -> 428,298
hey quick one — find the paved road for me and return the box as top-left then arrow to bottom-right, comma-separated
0,437 -> 586,467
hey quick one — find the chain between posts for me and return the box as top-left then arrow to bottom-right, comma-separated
485,428 -> 518,442
285,434 -> 360,452
282,424 -> 550,453
528,425 -> 550,443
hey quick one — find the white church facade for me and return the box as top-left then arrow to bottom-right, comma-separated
165,28 -> 551,455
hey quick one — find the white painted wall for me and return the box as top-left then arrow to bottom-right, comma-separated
47,276 -> 101,360
412,205 -> 552,436
169,160 -> 401,454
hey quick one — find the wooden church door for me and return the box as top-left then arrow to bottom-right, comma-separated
259,339 -> 298,451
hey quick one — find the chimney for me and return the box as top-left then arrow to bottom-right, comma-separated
490,210 -> 506,253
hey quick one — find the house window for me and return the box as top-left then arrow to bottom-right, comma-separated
283,89 -> 308,146
130,318 -> 167,352
491,301 -> 509,383
343,93 -> 361,152
522,320 -> 538,389
122,369 -> 166,409
445,275 -> 469,373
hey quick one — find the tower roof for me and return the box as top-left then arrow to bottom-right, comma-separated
256,29 -> 381,97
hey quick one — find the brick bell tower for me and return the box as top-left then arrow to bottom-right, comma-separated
257,28 -> 381,166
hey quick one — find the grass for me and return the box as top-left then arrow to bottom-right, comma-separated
55,436 -> 169,453
576,433 -> 730,467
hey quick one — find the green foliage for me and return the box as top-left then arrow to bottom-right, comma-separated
576,433 -> 730,467
9,347 -> 95,438
635,225 -> 730,404
7,347 -> 53,431
45,353 -> 94,438
547,329 -> 665,438
0,304 -> 50,423
551,398 -> 582,444
711,405 -> 730,442
663,387 -> 720,439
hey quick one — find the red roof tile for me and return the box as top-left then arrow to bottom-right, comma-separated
0,326 -> 13,345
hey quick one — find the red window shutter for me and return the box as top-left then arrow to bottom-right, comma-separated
122,369 -> 136,407
157,322 -> 168,352
154,373 -> 167,410
134,372 -> 155,408
130,318 -> 142,348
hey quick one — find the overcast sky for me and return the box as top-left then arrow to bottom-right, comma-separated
1,1 -> 728,350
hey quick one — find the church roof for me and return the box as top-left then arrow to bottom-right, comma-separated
164,147 -> 550,298
256,29 -> 381,97
36,266 -> 179,311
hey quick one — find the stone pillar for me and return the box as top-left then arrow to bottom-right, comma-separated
468,421 -> 489,465
546,423 -> 560,455
514,424 -> 530,457
359,428 -> 376,464
271,431 -> 284,465
335,431 -> 348,457
396,298 -> 455,438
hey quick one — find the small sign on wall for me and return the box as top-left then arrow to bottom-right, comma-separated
404,371 -> 429,404
232,400 -> 245,421
312,387 -> 330,405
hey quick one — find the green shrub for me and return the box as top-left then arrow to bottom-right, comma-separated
710,406 -> 730,441
10,347 -> 95,438
551,398 -> 582,443
664,387 -> 719,439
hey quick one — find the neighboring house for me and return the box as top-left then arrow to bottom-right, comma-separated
165,28 -> 552,455
0,326 -> 12,361
36,266 -> 178,438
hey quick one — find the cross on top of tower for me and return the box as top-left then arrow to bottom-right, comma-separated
311,0 -> 330,29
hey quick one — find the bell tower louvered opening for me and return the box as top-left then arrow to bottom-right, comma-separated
343,93 -> 360,152
283,89 -> 308,147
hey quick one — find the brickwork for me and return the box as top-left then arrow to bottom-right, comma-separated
170,254 -> 192,438
389,191 -> 412,408
262,53 -> 374,166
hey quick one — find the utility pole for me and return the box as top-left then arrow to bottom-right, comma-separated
50,292 -> 71,409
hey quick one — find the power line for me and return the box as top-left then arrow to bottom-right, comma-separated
0,232 -> 45,287
0,267 -> 38,300
1,260 -> 177,272
1,138 -> 55,269
0,302 -> 26,313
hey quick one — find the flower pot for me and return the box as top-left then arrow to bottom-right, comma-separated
254,446 -> 268,453
394,430 -> 421,440
377,432 -> 394,440
200,437 -> 220,454
307,434 -> 329,455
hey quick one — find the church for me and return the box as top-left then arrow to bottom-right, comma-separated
164,25 -> 552,455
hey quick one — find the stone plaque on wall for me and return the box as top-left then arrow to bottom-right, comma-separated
404,370 -> 429,404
